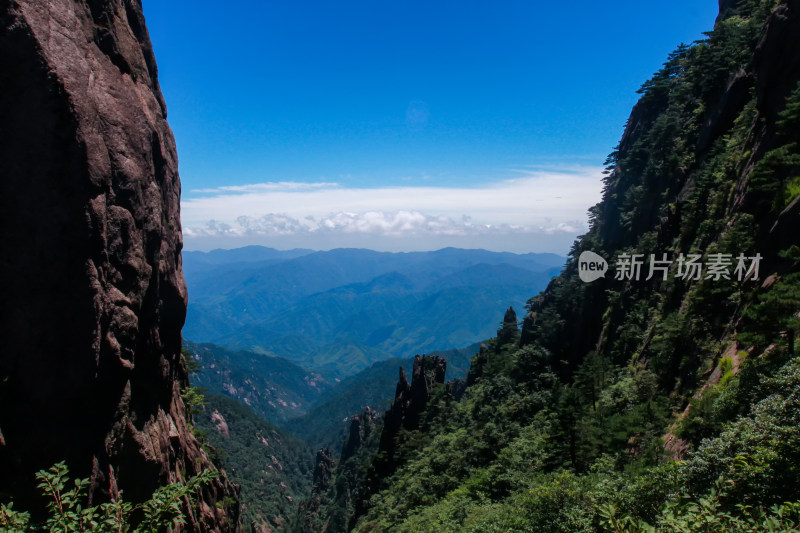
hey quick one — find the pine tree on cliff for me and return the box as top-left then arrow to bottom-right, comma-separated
496,306 -> 520,350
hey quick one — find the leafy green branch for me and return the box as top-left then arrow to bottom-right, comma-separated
0,462 -> 218,533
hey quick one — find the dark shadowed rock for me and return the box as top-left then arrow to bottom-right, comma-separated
736,0 -> 800,265
753,0 -> 800,127
467,344 -> 490,386
503,306 -> 518,325
341,407 -> 376,461
294,448 -> 334,532
409,354 -> 447,414
697,71 -> 754,152
0,0 -> 238,529
395,366 -> 411,401
496,306 -> 520,349
377,354 -> 447,473
446,378 -> 467,401
312,448 -> 334,494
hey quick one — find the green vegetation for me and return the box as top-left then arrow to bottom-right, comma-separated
180,348 -> 208,418
184,341 -> 333,423
193,395 -> 314,530
284,344 -> 477,451
0,463 -> 216,533
740,247 -> 800,355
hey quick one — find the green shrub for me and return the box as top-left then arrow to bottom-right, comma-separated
0,462 -> 218,533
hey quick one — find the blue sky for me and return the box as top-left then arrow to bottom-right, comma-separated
142,0 -> 720,253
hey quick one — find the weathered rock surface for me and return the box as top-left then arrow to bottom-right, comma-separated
0,0 -> 239,529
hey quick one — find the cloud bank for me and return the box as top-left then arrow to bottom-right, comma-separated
181,166 -> 604,253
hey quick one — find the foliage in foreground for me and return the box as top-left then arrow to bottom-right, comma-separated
602,494 -> 800,532
0,462 -> 217,533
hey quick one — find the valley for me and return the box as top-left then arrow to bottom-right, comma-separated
179,2 -> 800,531
3,0 -> 800,532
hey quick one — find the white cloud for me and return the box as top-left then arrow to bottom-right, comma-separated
180,166 -> 604,252
191,181 -> 339,194
183,210 -> 587,239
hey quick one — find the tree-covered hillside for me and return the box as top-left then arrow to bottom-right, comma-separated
184,341 -> 333,423
284,344 -> 478,451
296,1 -> 800,531
194,395 -> 315,531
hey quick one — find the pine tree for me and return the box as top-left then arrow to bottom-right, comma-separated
741,265 -> 800,355
496,306 -> 520,350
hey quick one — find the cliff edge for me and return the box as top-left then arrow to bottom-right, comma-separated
0,1 -> 238,530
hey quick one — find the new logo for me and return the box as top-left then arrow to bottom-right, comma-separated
578,251 -> 608,283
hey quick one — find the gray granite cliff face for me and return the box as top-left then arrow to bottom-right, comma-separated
0,1 -> 238,530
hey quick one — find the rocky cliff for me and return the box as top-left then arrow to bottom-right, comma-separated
0,1 -> 238,529
377,354 -> 447,465
341,407 -> 376,462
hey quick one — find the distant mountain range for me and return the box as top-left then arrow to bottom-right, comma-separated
183,246 -> 563,377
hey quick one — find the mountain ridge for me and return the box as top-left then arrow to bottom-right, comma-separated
184,247 -> 562,376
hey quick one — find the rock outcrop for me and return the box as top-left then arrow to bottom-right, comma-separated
495,306 -> 520,349
293,448 -> 334,533
446,378 -> 467,401
466,344 -> 490,386
748,0 -> 800,265
376,355 -> 447,473
341,407 -> 376,461
0,1 -> 238,530
312,449 -> 334,491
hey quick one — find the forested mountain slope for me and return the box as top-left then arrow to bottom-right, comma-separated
297,1 -> 800,531
284,344 -> 478,452
194,394 -> 315,532
184,341 -> 333,423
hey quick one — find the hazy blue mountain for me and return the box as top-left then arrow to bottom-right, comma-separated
182,246 -> 314,286
184,245 -> 314,266
185,249 -> 418,340
183,247 -> 563,376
